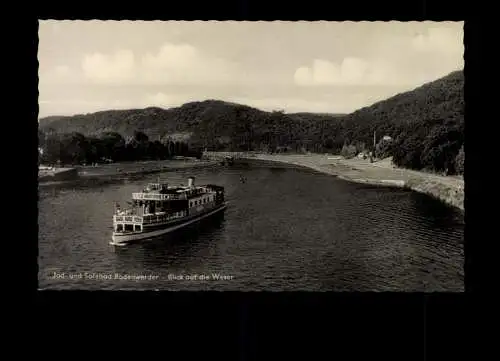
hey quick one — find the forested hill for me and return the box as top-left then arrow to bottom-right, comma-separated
38,70 -> 464,174
38,99 -> 346,151
333,70 -> 463,145
333,70 -> 464,173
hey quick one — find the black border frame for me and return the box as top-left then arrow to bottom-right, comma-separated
20,0 -> 484,358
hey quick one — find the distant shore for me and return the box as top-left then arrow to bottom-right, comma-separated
228,152 -> 464,211
38,167 -> 79,182
77,159 -> 220,177
39,158 -> 220,181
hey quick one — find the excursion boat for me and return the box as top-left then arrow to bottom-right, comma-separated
111,176 -> 227,246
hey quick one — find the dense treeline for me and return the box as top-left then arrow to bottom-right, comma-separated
38,130 -> 201,166
39,70 -> 464,174
333,70 -> 464,175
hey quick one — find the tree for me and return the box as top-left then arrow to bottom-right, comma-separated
36,71 -> 463,171
133,130 -> 149,144
392,132 -> 424,170
100,132 -> 125,160
420,125 -> 463,173
38,129 -> 46,148
455,145 -> 464,175
375,137 -> 393,159
41,134 -> 63,165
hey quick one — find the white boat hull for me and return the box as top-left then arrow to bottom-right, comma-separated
110,203 -> 227,246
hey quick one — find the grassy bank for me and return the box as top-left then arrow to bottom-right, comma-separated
233,153 -> 464,211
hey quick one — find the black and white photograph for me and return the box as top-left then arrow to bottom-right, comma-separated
38,21 -> 464,291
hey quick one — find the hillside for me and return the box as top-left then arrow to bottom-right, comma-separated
330,70 -> 464,147
38,100 -> 344,151
38,70 -> 464,173
333,70 -> 464,173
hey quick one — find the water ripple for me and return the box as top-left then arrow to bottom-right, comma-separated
38,164 -> 464,291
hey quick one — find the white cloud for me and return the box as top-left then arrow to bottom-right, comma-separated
293,66 -> 313,86
39,65 -> 75,86
294,25 -> 463,88
53,65 -> 70,78
82,49 -> 135,84
294,57 -> 389,86
311,59 -> 341,85
79,42 -> 239,86
141,43 -> 198,70
410,27 -> 464,76
142,92 -> 205,108
411,27 -> 463,54
227,96 -> 364,114
38,22 -> 464,117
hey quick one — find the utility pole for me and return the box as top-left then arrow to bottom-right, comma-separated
371,130 -> 376,163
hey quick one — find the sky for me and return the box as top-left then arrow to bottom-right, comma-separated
38,21 -> 464,118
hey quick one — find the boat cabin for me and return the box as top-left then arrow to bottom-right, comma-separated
113,177 -> 225,234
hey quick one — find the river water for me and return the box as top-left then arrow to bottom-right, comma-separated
38,161 -> 464,291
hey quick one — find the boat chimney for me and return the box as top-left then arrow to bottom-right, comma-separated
188,176 -> 195,188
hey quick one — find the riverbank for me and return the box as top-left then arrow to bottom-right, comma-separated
233,153 -> 464,211
76,159 -> 220,178
39,167 -> 79,182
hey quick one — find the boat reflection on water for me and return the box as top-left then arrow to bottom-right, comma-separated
111,211 -> 226,268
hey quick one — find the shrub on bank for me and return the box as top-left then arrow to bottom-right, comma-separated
340,144 -> 358,159
455,145 -> 464,175
375,138 -> 393,159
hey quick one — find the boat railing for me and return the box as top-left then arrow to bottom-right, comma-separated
132,192 -> 187,201
142,212 -> 183,225
114,212 -> 184,224
113,215 -> 143,223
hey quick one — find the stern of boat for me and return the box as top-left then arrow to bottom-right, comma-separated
111,213 -> 144,245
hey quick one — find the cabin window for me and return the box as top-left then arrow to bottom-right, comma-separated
116,224 -> 123,232
125,224 -> 134,232
134,225 -> 140,232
